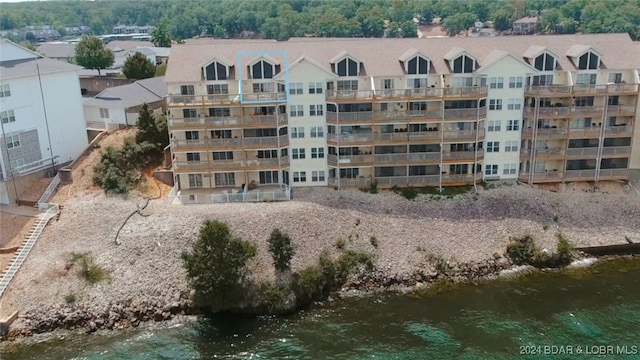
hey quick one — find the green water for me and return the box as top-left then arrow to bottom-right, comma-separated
2,258 -> 640,359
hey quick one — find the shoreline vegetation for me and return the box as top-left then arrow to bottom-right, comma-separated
1,182 -> 640,343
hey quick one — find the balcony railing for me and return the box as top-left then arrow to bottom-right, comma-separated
169,114 -> 288,128
326,86 -> 488,101
564,169 -> 597,179
519,171 -> 565,181
172,135 -> 288,149
327,154 -> 374,165
521,148 -> 566,158
522,127 -> 568,138
442,150 -> 483,161
328,177 -> 372,188
167,92 -> 286,106
568,128 -> 602,138
566,147 -> 599,157
525,84 -> 639,96
605,126 -> 633,136
606,105 -> 636,116
598,168 -> 629,178
571,106 -> 603,115
601,146 -> 631,156
174,157 -> 290,171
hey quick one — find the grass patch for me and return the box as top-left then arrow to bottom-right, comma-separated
359,180 -> 378,194
68,252 -> 109,284
553,215 -> 559,223
334,238 -> 346,250
370,236 -> 378,248
543,224 -> 550,231
391,185 -> 472,201
506,234 -> 573,268
64,293 -> 77,304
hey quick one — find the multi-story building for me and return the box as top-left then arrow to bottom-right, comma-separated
164,34 -> 640,202
0,40 -> 88,204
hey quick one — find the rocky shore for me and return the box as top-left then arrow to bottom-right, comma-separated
1,182 -> 639,342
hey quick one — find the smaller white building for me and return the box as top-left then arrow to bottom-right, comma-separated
83,76 -> 167,130
0,39 -> 89,204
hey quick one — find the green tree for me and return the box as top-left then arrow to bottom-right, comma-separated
135,103 -> 167,151
151,21 -> 172,47
442,12 -> 477,36
413,0 -> 435,25
400,20 -> 418,38
122,51 -> 156,80
212,24 -> 227,38
493,13 -> 513,31
181,221 -> 257,313
25,31 -> 36,42
267,229 -> 296,273
74,36 -> 114,76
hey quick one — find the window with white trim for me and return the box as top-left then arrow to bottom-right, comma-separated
0,84 -> 10,97
251,60 -> 275,79
186,152 -> 200,162
487,141 -> 499,153
507,120 -> 520,131
292,148 -> 305,159
507,98 -> 522,110
290,105 -> 304,117
336,57 -> 359,76
489,77 -> 504,89
310,126 -> 324,138
207,84 -> 228,94
451,76 -> 473,87
337,80 -> 358,90
505,140 -> 518,152
308,82 -> 323,94
503,163 -> 517,175
204,61 -> 228,80
293,171 -> 307,182
188,174 -> 203,188
608,73 -> 622,84
289,82 -> 303,95
214,173 -> 235,186
407,78 -> 428,89
256,150 -> 277,159
312,170 -> 326,181
99,108 -> 109,119
183,109 -> 197,118
10,158 -> 24,170
485,164 -> 498,175
508,76 -> 523,88
578,52 -> 599,70
6,134 -> 20,148
185,131 -> 199,140
381,79 -> 394,89
212,151 -> 234,160
1,110 -> 15,124
488,120 -> 501,132
489,99 -> 502,110
533,53 -> 556,71
180,85 -> 195,95
259,170 -> 279,184
576,73 -> 597,85
291,127 -> 304,138
309,104 -> 324,116
407,56 -> 429,74
452,55 -> 475,73
311,147 -> 325,159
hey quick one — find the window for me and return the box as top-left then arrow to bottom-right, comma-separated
180,85 -> 195,95
578,52 -> 599,70
1,110 -> 16,123
381,79 -> 394,89
308,82 -> 323,94
312,171 -> 326,182
340,168 -> 359,178
290,105 -> 304,117
488,120 -> 501,132
452,55 -> 475,73
487,141 -> 500,153
256,150 -> 277,159
407,56 -> 429,75
505,141 -> 518,152
212,151 -> 233,160
6,134 -> 20,148
608,73 -> 622,84
489,99 -> 502,110
186,153 -> 200,162
293,171 -> 307,182
211,130 -> 231,138
309,104 -> 324,116
311,147 -> 325,159
533,53 -> 556,71
183,109 -> 197,118
291,127 -> 304,138
289,82 -> 303,95
336,57 -> 359,76
253,82 -> 275,93
503,163 -> 517,175
507,98 -> 522,110
337,80 -> 358,90
252,60 -> 274,79
292,148 -> 305,159
10,158 -> 24,170
574,96 -> 594,107
485,164 -> 498,175
214,173 -> 235,186
209,108 -> 230,117
310,126 -> 324,138
185,131 -> 199,140
531,75 -> 553,86
204,61 -> 227,80
509,76 -> 523,88
489,77 -> 504,89
259,171 -> 279,184
576,73 -> 597,85
188,174 -> 203,188
207,84 -> 228,94
407,78 -> 428,89
0,84 -> 10,97
507,120 -> 520,131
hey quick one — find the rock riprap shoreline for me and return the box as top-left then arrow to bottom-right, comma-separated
1,183 -> 639,340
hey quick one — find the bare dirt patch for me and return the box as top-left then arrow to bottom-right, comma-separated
0,214 -> 32,248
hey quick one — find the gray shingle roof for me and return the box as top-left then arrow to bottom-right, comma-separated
1,57 -> 82,80
83,76 -> 167,109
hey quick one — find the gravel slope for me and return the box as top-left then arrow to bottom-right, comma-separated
2,183 -> 639,332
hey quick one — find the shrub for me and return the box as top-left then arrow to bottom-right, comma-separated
255,282 -> 289,313
360,180 -> 378,194
543,224 -> 549,231
181,220 -> 257,313
69,252 -> 108,284
64,293 -> 77,304
334,238 -> 346,250
556,232 -> 573,264
505,235 -> 538,266
553,215 -> 559,223
370,236 -> 378,248
267,229 -> 296,273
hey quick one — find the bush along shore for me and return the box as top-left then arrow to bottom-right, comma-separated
3,224 -> 584,341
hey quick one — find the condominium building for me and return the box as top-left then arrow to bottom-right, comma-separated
164,34 -> 640,201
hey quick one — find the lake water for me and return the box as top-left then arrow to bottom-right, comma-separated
2,257 -> 640,359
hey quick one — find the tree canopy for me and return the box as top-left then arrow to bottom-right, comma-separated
74,36 -> 114,76
151,21 -> 171,47
122,52 -> 156,80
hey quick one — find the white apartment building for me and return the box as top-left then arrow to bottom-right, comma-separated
164,34 -> 640,203
0,39 -> 88,204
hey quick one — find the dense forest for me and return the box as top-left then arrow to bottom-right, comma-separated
1,0 -> 639,40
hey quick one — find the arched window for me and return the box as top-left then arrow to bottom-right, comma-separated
534,53 -> 556,71
452,55 -> 474,73
252,60 -> 274,79
204,61 -> 228,81
336,57 -> 359,77
578,52 -> 599,70
407,56 -> 429,75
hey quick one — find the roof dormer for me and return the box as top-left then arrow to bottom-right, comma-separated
202,56 -> 232,81
399,48 -> 431,75
444,47 -> 476,74
523,45 -> 559,71
247,55 -> 280,79
566,45 -> 602,70
330,50 -> 362,77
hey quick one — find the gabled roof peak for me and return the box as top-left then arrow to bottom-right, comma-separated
329,50 -> 361,64
443,47 -> 474,61
398,48 -> 430,62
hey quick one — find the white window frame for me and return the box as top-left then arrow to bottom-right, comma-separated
1,110 -> 15,124
488,120 -> 501,132
6,134 -> 20,148
503,163 -> 517,175
99,108 -> 109,119
337,80 -> 358,90
308,82 -> 323,94
188,174 -> 203,188
311,147 -> 325,159
381,79 -> 394,89
293,171 -> 307,182
10,158 -> 24,170
406,78 -> 428,89
507,98 -> 522,110
312,170 -> 326,181
576,73 -> 597,85
507,120 -> 520,131
292,148 -> 305,160
489,77 -> 504,89
0,84 -> 10,97
310,126 -> 324,138
290,105 -> 303,117
289,82 -> 303,95
487,141 -> 500,153
508,76 -> 523,88
485,164 -> 498,175
291,127 -> 304,138
489,99 -> 502,110
406,55 -> 430,75
505,140 -> 518,152
214,173 -> 235,186
336,57 -> 359,77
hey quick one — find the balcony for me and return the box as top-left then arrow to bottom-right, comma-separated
166,92 -> 286,107
564,169 -> 597,180
442,173 -> 482,184
375,175 -> 440,187
601,146 -> 631,157
327,132 -> 373,144
169,114 -> 288,130
566,147 -> 599,158
325,86 -> 487,102
598,168 -> 629,180
173,157 -> 289,172
328,177 -> 371,188
443,107 -> 487,121
525,84 -> 639,97
172,135 -> 289,150
518,171 -> 565,183
568,128 -> 602,139
327,154 -> 374,166
570,106 -> 604,117
606,105 -> 636,117
520,148 -> 566,159
442,149 -> 483,162
374,152 -> 441,164
524,107 -> 571,118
